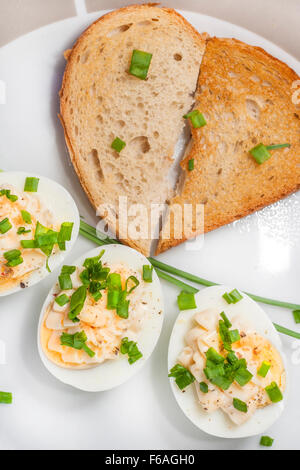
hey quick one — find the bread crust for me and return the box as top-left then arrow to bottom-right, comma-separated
59,4 -> 207,256
156,37 -> 300,254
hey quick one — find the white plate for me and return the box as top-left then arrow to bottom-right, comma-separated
0,3 -> 299,450
168,286 -> 287,438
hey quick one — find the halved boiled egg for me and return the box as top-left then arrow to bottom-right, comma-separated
0,171 -> 79,296
168,285 -> 287,438
38,244 -> 164,391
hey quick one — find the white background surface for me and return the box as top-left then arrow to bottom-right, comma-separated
0,5 -> 300,450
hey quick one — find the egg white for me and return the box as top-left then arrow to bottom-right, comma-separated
168,285 -> 288,438
37,244 -> 164,392
0,171 -> 80,296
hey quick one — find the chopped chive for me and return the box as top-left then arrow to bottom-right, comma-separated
55,294 -> 70,307
58,222 -> 74,250
233,398 -> 248,413
111,137 -> 126,153
120,337 -> 143,364
188,158 -> 194,171
223,289 -> 243,304
266,143 -> 290,150
58,274 -> 72,291
125,275 -> 140,293
0,392 -> 12,404
4,249 -> 21,262
260,436 -> 274,447
250,143 -> 271,164
129,49 -> 152,80
20,239 -> 37,249
117,296 -> 130,319
69,286 -> 87,322
21,210 -> 32,224
6,257 -> 23,267
143,264 -> 153,282
0,189 -> 18,202
168,363 -> 195,390
234,367 -> 253,387
183,110 -> 207,129
107,289 -> 120,309
228,329 -> 240,344
220,312 -> 232,328
0,218 -> 12,234
258,361 -> 271,378
60,331 -> 95,358
61,265 -> 76,275
17,227 -> 31,235
206,347 -> 225,364
177,291 -> 197,310
292,310 -> 300,324
107,273 -> 122,290
199,382 -> 209,393
24,177 -> 39,192
265,382 -> 283,403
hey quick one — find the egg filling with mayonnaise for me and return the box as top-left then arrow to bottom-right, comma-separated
41,249 -> 156,369
0,180 -> 74,293
170,300 -> 286,426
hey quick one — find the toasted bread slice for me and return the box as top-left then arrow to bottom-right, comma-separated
156,37 -> 300,254
60,4 -> 207,256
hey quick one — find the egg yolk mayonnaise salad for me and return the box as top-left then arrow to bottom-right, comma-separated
0,179 -> 73,293
169,293 -> 285,426
41,250 -> 155,369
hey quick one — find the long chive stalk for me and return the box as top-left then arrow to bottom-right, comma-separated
80,220 -> 300,310
79,221 -> 300,340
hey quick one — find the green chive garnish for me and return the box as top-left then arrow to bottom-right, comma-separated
111,137 -> 126,153
220,312 -> 232,328
168,364 -> 195,390
0,392 -> 12,404
107,289 -> 120,309
55,294 -> 70,307
206,347 -> 225,364
188,158 -> 194,171
199,382 -> 209,393
0,218 -> 12,234
234,367 -> 253,387
183,110 -> 207,129
21,239 -> 37,249
17,227 -> 31,235
120,337 -> 143,364
292,310 -> 300,324
125,275 -> 140,293
60,331 -> 95,358
24,177 -> 39,192
177,291 -> 197,310
0,189 -> 18,202
21,210 -> 32,224
223,289 -> 243,304
58,274 -> 72,291
107,273 -> 122,291
250,143 -> 290,164
265,382 -> 283,403
143,265 -> 153,282
257,361 -> 271,378
260,436 -> 274,447
233,398 -> 248,413
129,49 -> 152,80
4,249 -> 23,267
69,286 -> 87,322
116,292 -> 130,319
58,222 -> 74,250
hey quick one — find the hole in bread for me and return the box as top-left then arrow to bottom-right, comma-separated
246,99 -> 260,120
137,20 -> 151,26
96,115 -> 103,125
97,96 -> 103,105
152,18 -> 159,21
153,131 -> 159,139
81,50 -> 90,64
107,24 -> 132,37
217,168 -> 222,175
75,126 -> 79,136
174,53 -> 182,61
129,136 -> 151,155
117,120 -> 125,128
88,149 -> 104,182
250,75 -> 260,83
